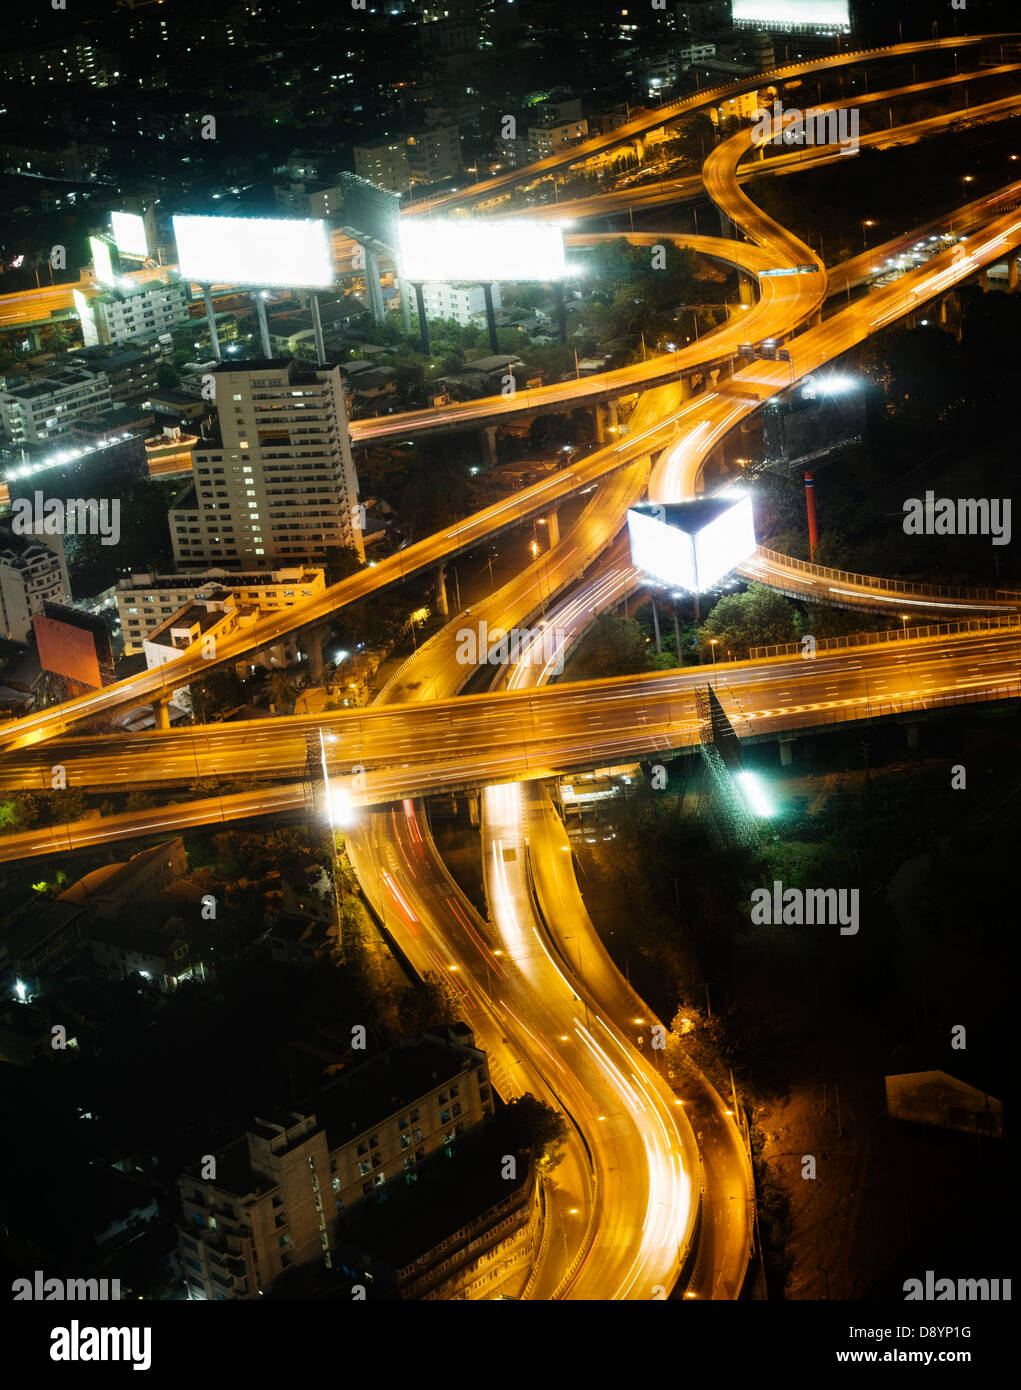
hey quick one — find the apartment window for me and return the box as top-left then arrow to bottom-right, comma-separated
409,1109 -> 419,1123
274,1213 -> 286,1229
440,1110 -> 450,1124
450,1083 -> 459,1098
453,1102 -> 462,1117
332,1176 -> 341,1192
358,1160 -> 370,1176
356,1143 -> 367,1157
412,1127 -> 422,1142
400,1133 -> 410,1149
371,1153 -> 381,1169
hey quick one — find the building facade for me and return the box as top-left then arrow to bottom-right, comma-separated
74,274 -> 191,349
117,565 -> 325,653
177,1029 -> 494,1300
0,528 -> 70,642
0,369 -> 112,447
168,359 -> 364,567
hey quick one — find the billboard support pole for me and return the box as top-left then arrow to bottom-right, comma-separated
412,282 -> 430,355
365,246 -> 386,325
481,282 -> 499,355
554,281 -> 567,344
202,286 -> 222,362
398,260 -> 413,333
256,292 -> 272,357
311,293 -> 327,366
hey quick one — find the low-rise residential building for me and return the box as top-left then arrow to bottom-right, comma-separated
0,527 -> 70,642
117,565 -> 324,653
527,117 -> 588,161
0,368 -> 113,446
176,1027 -> 494,1299
420,281 -> 501,327
73,274 -> 191,349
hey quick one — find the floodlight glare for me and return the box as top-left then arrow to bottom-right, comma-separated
737,770 -> 774,818
172,214 -> 334,288
399,219 -> 568,282
627,496 -> 756,593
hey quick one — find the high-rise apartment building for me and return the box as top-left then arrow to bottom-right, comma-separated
73,274 -> 191,349
354,125 -> 461,194
0,368 -> 113,447
168,359 -> 363,567
0,528 -> 70,643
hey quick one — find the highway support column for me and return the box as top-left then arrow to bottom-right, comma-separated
544,509 -> 560,547
311,294 -> 327,366
1010,256 -> 1019,292
779,735 -> 795,767
479,424 -> 499,467
435,562 -> 449,618
738,271 -> 755,308
154,697 -> 172,731
302,623 -> 326,681
804,471 -> 819,561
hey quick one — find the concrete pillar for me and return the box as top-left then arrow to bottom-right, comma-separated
605,397 -> 619,431
154,698 -> 171,730
545,509 -> 560,546
938,295 -> 948,325
479,424 -> 498,467
906,722 -> 920,750
435,562 -> 449,617
202,285 -> 222,361
302,624 -> 325,681
593,402 -> 607,443
779,737 -> 794,766
980,268 -> 989,293
738,271 -> 755,307
1009,256 -> 1019,292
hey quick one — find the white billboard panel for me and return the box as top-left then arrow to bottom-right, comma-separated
693,495 -> 757,591
627,508 -> 697,592
399,219 -> 567,283
172,214 -> 334,287
90,236 -> 117,288
111,210 -> 148,260
627,496 -> 756,593
732,0 -> 850,28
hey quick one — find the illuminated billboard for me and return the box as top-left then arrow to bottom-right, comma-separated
172,214 -> 334,288
732,0 -> 850,29
399,219 -> 568,283
627,496 -> 756,593
111,210 -> 149,260
73,288 -> 100,346
90,236 -> 118,287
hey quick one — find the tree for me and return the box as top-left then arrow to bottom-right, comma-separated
266,670 -> 299,713
697,582 -> 800,659
155,362 -> 181,389
322,544 -> 363,587
568,614 -> 651,680
505,1093 -> 568,1171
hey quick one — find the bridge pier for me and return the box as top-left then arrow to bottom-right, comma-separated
479,423 -> 499,467
435,561 -> 449,618
301,623 -> 327,681
778,735 -> 795,767
905,722 -> 920,751
738,271 -> 755,308
594,398 -> 618,443
365,246 -> 386,325
154,696 -> 172,731
1009,256 -> 1019,292
544,509 -> 560,547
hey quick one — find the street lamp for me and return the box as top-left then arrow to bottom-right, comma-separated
861,219 -> 876,253
710,639 -> 718,668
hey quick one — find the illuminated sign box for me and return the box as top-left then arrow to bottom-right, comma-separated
111,210 -> 148,260
732,0 -> 850,30
627,496 -> 756,594
172,214 -> 334,288
399,219 -> 567,283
